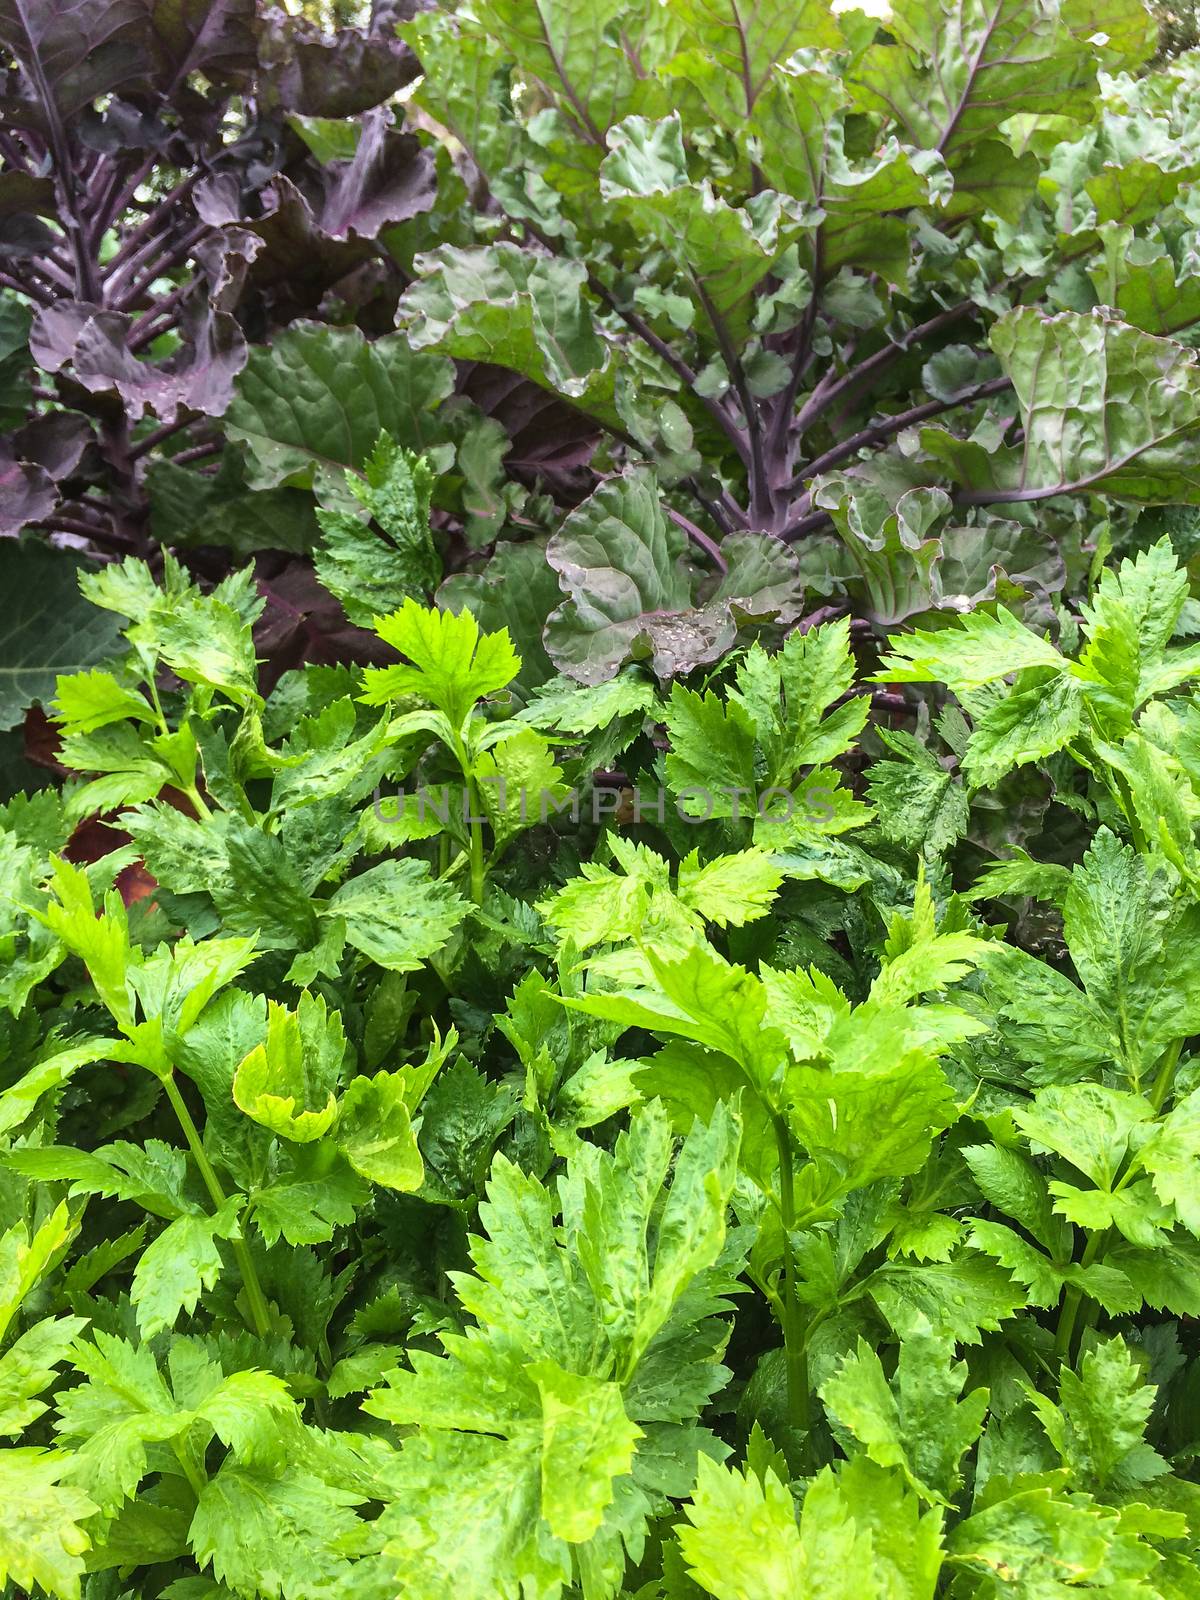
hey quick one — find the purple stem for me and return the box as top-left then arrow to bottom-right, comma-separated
666,507 -> 728,574
789,374 -> 1013,491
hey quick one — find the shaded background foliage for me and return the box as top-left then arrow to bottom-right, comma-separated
6,0 -> 1200,772
7,4 -> 1200,1596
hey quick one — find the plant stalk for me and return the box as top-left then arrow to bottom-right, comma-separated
466,776 -> 486,906
1053,1231 -> 1103,1362
772,1111 -> 809,1434
162,1073 -> 272,1339
1149,1037 -> 1183,1114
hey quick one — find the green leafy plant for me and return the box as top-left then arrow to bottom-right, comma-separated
8,298 -> 1200,1600
383,0 -> 1200,652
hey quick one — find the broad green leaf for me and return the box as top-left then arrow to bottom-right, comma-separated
474,726 -> 570,847
51,669 -> 153,736
55,1332 -> 296,1515
150,591 -> 260,708
676,848 -> 783,928
1105,1236 -> 1200,1315
545,468 -> 801,685
864,1255 -> 1029,1344
962,1143 -> 1060,1251
788,1046 -> 959,1192
1014,1082 -> 1152,1190
664,684 -> 758,813
225,324 -> 453,489
0,545 -> 121,731
948,1482 -> 1147,1591
441,541 -> 563,692
976,943 -> 1121,1079
679,1453 -> 944,1600
563,943 -> 788,1093
849,0 -> 1152,159
400,246 -> 618,422
1089,225 -> 1200,336
866,730 -> 968,854
6,1142 -> 194,1222
249,1156 -> 365,1248
986,307 -> 1200,504
601,121 -> 787,341
37,857 -> 134,1032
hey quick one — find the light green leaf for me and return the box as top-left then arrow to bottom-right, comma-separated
529,1361 -> 641,1542
676,848 -> 783,928
0,1449 -> 96,1600
0,1038 -> 123,1136
821,1318 -> 988,1505
678,1454 -> 806,1598
233,993 -> 344,1142
0,1202 -> 79,1343
1138,1090 -> 1200,1235
962,671 -> 1083,788
130,1201 -> 241,1338
0,1316 -> 88,1434
1028,1336 -> 1167,1496
360,598 -> 521,724
315,435 -> 440,625
190,1464 -> 362,1599
730,619 -> 868,785
337,1072 -> 424,1192
875,608 -> 1063,693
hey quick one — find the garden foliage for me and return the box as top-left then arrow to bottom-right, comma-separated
7,0 -> 1200,719
5,0 -> 1200,1595
0,532 -> 1200,1595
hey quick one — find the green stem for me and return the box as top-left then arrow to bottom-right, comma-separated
1149,1038 -> 1183,1114
1053,1231 -> 1103,1363
466,777 -> 486,906
771,1112 -> 809,1434
172,1438 -> 206,1498
147,676 -> 170,738
451,734 -> 487,906
182,782 -> 213,822
162,1073 -> 272,1339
